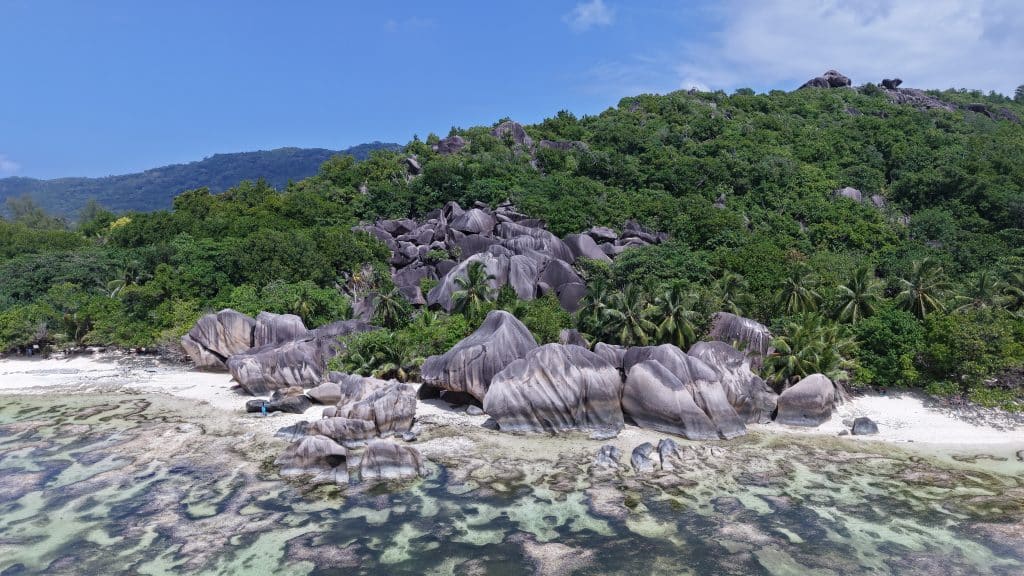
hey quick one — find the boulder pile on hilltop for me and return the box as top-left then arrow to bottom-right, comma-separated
353,200 -> 667,313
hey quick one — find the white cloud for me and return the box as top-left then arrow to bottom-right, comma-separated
564,0 -> 614,33
0,155 -> 19,176
676,0 -> 1024,96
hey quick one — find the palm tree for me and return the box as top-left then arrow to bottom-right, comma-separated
712,272 -> 751,316
955,270 -> 1004,312
370,340 -> 422,382
606,285 -> 657,346
835,266 -> 881,324
653,283 -> 700,349
1003,271 -> 1024,316
577,277 -> 614,340
451,261 -> 496,318
897,258 -> 952,318
764,314 -> 856,390
372,288 -> 409,329
775,265 -> 821,315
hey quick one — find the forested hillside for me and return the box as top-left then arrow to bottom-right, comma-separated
2,82 -> 1022,408
0,142 -> 400,218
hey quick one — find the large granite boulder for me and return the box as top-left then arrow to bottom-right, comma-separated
708,312 -> 773,361
450,208 -> 496,235
775,374 -> 838,427
564,233 -> 612,263
496,222 -> 575,263
309,417 -> 377,443
593,343 -> 626,370
426,252 -> 509,312
625,345 -> 746,439
329,383 -> 416,437
432,134 -> 466,155
181,309 -> 255,369
227,338 -> 324,395
421,310 -> 538,402
621,360 -> 718,441
800,69 -> 852,89
359,440 -> 428,482
483,344 -> 624,437
275,436 -> 347,477
491,120 -> 533,148
689,341 -> 779,424
245,386 -> 313,414
253,312 -> 308,348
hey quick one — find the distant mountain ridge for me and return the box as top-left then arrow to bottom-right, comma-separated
0,142 -> 401,218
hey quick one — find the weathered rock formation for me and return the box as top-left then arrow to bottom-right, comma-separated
420,310 -> 538,402
775,374 -> 840,426
327,382 -> 416,438
483,344 -> 624,437
180,309 -> 255,369
621,359 -> 719,441
359,440 -> 429,482
800,69 -> 852,89
688,341 -> 778,424
708,312 -> 773,362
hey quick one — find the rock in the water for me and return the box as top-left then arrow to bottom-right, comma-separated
631,442 -> 656,474
851,416 -> 879,435
275,436 -> 347,477
181,309 -> 255,369
657,438 -> 683,471
421,310 -> 538,402
688,341 -> 778,424
708,312 -> 773,362
359,440 -> 428,482
775,374 -> 839,427
593,445 -> 622,469
484,343 -> 624,437
621,360 -> 718,441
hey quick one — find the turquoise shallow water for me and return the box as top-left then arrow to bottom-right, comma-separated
1,394 -> 1022,575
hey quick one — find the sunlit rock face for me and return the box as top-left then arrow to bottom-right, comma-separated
421,310 -> 538,402
689,340 -> 778,424
359,440 -> 429,482
622,359 -> 719,440
484,344 -> 624,437
707,312 -> 774,366
180,309 -> 255,369
775,373 -> 839,427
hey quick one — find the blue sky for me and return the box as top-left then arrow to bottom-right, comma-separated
2,0 -> 1021,179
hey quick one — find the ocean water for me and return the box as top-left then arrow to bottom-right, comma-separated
1,394 -> 1022,575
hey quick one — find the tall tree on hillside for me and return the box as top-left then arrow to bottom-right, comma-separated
1000,271 -> 1024,316
954,270 -> 1004,312
653,283 -> 700,349
606,285 -> 657,347
451,261 -> 496,318
775,265 -> 821,315
1016,84 -> 1024,102
372,288 -> 410,329
712,272 -> 751,316
897,258 -> 952,318
835,266 -> 881,324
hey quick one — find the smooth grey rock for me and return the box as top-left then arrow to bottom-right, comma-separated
631,442 -> 656,474
658,438 -> 684,471
274,421 -> 311,442
332,382 -> 416,437
622,360 -> 718,441
359,440 -> 428,482
507,254 -> 543,300
708,312 -> 773,362
181,309 -> 255,368
496,222 -> 574,263
253,312 -> 308,348
559,329 -> 588,348
275,436 -> 347,478
851,416 -> 879,435
484,344 -> 624,436
421,310 -> 538,402
393,264 -> 437,289
227,338 -> 325,395
450,208 -> 496,235
426,252 -> 509,312
593,444 -> 622,469
835,186 -> 863,202
433,134 -> 466,155
401,430 -> 418,442
593,343 -> 626,370
881,78 -> 902,89
564,233 -> 612,263
586,226 -> 618,242
775,374 -> 838,427
688,341 -> 779,424
309,417 -> 377,443
491,120 -> 533,148
557,282 -> 587,312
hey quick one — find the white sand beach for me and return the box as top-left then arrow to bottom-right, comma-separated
2,353 -> 1022,450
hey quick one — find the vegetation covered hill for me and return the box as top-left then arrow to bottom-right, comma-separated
1,82 -> 1022,408
0,142 -> 400,218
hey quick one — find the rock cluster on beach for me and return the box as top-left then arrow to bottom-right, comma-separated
353,199 -> 666,314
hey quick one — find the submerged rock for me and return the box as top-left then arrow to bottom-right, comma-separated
657,438 -> 684,471
484,344 -> 624,437
775,374 -> 838,427
851,416 -> 879,435
421,310 -> 538,402
358,440 -> 428,482
593,445 -> 623,469
630,442 -> 656,474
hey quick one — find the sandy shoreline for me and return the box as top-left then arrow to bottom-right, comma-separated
2,353 -> 1023,454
